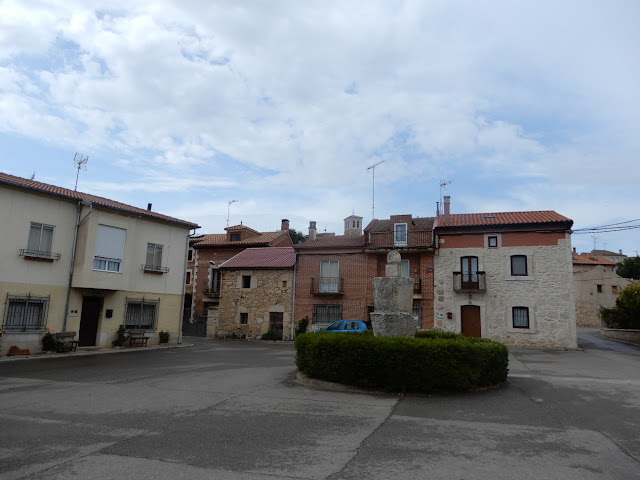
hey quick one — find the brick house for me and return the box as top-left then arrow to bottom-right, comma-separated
185,220 -> 292,335
294,214 -> 435,330
433,196 -> 577,348
572,251 -> 631,327
0,172 -> 198,354
217,247 -> 295,339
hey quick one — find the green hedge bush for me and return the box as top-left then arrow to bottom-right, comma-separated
295,331 -> 508,392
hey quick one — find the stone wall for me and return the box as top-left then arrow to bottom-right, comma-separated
575,302 -> 602,327
434,232 -> 577,348
599,329 -> 640,345
217,268 -> 293,340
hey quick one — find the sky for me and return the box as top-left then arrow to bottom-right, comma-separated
1,0 -> 639,255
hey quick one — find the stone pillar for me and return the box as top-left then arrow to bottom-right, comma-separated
371,250 -> 415,337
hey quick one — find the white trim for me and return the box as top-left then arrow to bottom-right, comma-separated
394,223 -> 408,247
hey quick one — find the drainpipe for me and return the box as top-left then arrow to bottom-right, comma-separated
178,229 -> 196,344
290,254 -> 297,340
62,200 -> 92,332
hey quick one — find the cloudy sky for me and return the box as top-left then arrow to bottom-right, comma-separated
1,0 -> 639,255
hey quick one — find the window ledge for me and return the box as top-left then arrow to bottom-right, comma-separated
506,276 -> 534,281
141,265 -> 169,274
508,328 -> 537,334
20,249 -> 61,261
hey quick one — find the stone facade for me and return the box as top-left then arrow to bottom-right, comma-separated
217,268 -> 294,340
434,231 -> 577,348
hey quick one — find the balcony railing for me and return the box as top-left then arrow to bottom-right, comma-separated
141,264 -> 170,274
20,248 -> 61,261
453,271 -> 486,292
412,277 -> 422,294
310,277 -> 344,295
204,288 -> 221,298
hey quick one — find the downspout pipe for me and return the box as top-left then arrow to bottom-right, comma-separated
290,253 -> 297,340
62,201 -> 90,332
178,229 -> 196,344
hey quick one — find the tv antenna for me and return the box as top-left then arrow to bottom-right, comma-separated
439,179 -> 453,215
591,236 -> 599,251
227,200 -> 238,227
73,153 -> 89,191
366,160 -> 384,220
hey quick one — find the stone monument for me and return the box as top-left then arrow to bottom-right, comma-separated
370,250 -> 416,337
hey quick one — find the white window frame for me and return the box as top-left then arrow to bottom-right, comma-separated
27,223 -> 55,254
94,225 -> 126,273
394,223 -> 408,247
145,243 -> 163,269
401,260 -> 410,278
319,260 -> 339,292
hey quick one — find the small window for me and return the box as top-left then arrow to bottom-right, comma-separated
394,223 -> 408,246
412,306 -> 421,329
125,299 -> 158,330
187,249 -> 194,261
28,223 -> 54,254
282,280 -> 287,288
231,233 -> 241,241
145,243 -> 163,269
511,255 -> 528,276
401,260 -> 410,278
240,312 -> 248,324
596,284 -> 602,293
512,307 -> 530,328
186,271 -> 192,284
4,295 -> 48,332
488,236 -> 498,248
612,285 -> 618,294
242,275 -> 251,288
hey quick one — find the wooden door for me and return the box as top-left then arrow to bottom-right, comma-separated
79,296 -> 102,346
269,312 -> 283,340
461,305 -> 481,338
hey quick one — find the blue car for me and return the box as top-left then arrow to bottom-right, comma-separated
323,320 -> 368,333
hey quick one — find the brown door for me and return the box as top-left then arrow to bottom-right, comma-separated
461,305 -> 481,338
269,312 -> 283,340
79,296 -> 102,346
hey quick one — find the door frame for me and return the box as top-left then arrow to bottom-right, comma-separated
455,302 -> 486,338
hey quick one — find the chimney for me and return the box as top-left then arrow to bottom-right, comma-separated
309,221 -> 317,241
443,196 -> 450,222
573,247 -> 576,253
281,219 -> 290,231
619,249 -> 623,254
147,203 -> 152,211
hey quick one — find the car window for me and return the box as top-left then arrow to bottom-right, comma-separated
346,321 -> 357,330
326,321 -> 343,331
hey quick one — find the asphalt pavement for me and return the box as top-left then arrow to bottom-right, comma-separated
0,329 -> 638,479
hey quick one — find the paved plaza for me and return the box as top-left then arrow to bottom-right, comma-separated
0,329 -> 638,479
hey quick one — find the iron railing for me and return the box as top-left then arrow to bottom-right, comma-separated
412,277 -> 422,294
141,264 -> 170,273
310,277 -> 344,295
19,248 -> 61,261
453,271 -> 487,292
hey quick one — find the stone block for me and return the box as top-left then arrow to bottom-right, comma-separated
371,312 -> 416,337
372,277 -> 414,313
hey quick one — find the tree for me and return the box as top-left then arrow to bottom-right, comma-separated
616,256 -> 640,280
601,283 -> 640,329
288,228 -> 306,244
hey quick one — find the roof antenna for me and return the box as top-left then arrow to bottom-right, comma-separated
73,153 -> 89,191
366,160 -> 384,220
439,179 -> 453,215
227,200 -> 238,227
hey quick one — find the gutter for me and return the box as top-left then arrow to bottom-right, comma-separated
178,227 -> 198,343
291,253 -> 297,340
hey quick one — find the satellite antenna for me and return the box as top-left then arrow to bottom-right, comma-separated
439,179 -> 453,215
73,153 -> 89,191
227,200 -> 238,227
366,160 -> 384,220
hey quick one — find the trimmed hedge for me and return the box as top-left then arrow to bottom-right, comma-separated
295,331 -> 508,392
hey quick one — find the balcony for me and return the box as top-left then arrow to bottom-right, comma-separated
204,288 -> 221,298
20,248 -> 61,262
141,264 -> 170,274
412,277 -> 422,295
453,271 -> 487,293
310,277 -> 344,296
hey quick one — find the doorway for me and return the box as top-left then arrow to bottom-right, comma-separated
79,296 -> 102,346
461,305 -> 481,338
269,312 -> 283,340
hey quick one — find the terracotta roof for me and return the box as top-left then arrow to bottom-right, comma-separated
0,172 -> 199,229
436,211 -> 572,229
220,247 -> 295,269
572,254 -> 616,266
191,230 -> 288,247
365,217 -> 435,233
294,234 -> 364,250
225,224 -> 260,235
591,249 -> 626,257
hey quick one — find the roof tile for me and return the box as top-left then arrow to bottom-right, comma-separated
220,247 -> 295,269
436,211 -> 572,228
294,235 -> 364,250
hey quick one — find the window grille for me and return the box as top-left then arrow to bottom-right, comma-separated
125,298 -> 159,330
3,294 -> 49,332
314,305 -> 342,327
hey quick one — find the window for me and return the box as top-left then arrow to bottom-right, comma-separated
401,260 -> 410,278
461,256 -> 479,288
125,299 -> 158,330
28,223 -> 54,254
282,280 -> 287,288
187,249 -> 194,261
314,304 -> 341,326
319,260 -> 339,292
210,269 -> 221,293
488,236 -> 498,247
242,275 -> 251,288
612,285 -> 618,294
145,243 -> 163,269
510,255 -> 528,276
394,223 -> 407,246
186,270 -> 192,284
596,284 -> 602,293
412,306 -> 421,328
231,233 -> 241,241
94,225 -> 126,272
512,307 -> 530,328
3,295 -> 48,332
240,312 -> 248,324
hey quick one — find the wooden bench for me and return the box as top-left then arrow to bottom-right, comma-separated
128,329 -> 150,347
55,332 -> 79,352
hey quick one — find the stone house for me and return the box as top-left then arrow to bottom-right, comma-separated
572,251 -> 631,327
433,196 -> 577,348
185,220 -> 292,336
216,247 -> 295,339
0,172 -> 198,354
294,214 -> 435,330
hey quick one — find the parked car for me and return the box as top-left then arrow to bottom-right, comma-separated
323,320 -> 368,333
